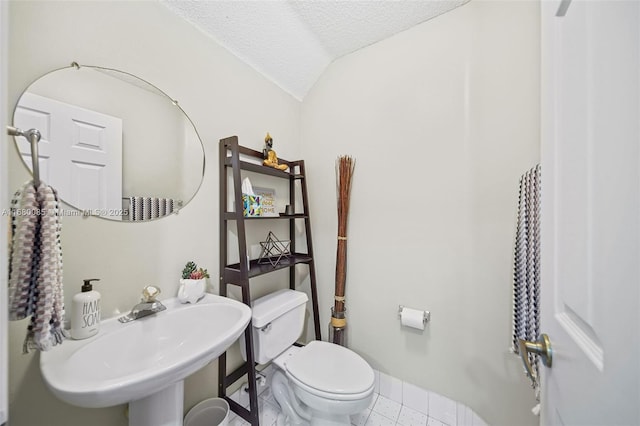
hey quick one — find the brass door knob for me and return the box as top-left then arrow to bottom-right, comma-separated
518,334 -> 552,381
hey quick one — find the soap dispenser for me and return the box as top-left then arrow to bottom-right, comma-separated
71,278 -> 101,340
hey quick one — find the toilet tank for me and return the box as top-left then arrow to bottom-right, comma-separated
240,289 -> 308,364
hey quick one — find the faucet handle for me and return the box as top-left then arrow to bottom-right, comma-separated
142,285 -> 161,302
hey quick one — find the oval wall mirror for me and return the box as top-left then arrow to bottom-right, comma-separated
11,62 -> 205,222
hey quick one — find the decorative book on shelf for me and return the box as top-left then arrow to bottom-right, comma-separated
254,187 -> 277,217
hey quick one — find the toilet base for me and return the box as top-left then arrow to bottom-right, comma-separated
272,370 -> 311,425
271,368 -> 369,426
309,412 -> 351,426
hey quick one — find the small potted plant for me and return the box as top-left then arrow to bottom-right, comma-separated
178,261 -> 210,304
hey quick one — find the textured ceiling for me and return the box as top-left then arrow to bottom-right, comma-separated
161,0 -> 470,100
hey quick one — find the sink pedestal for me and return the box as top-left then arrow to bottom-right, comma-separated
129,381 -> 184,426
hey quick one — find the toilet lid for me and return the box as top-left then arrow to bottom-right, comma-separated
285,341 -> 374,395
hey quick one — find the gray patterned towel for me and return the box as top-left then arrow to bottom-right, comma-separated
127,196 -> 175,221
8,181 -> 67,353
511,165 -> 541,394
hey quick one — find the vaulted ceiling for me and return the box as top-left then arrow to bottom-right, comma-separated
160,1 -> 470,100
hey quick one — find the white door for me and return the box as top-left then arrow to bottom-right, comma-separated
0,1 -> 9,423
540,0 -> 640,425
13,92 -> 123,215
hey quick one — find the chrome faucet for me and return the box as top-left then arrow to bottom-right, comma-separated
118,286 -> 166,323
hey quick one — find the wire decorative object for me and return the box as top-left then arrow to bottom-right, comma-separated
257,231 -> 291,267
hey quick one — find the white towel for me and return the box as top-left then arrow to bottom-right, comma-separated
511,165 -> 541,395
8,181 -> 67,352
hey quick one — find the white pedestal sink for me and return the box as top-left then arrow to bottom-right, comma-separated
40,294 -> 251,426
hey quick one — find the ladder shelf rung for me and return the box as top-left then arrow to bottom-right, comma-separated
224,212 -> 308,220
224,254 -> 313,279
224,157 -> 304,179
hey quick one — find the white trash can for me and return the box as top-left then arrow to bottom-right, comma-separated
184,398 -> 230,426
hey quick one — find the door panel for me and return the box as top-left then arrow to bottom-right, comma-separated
541,0 -> 640,425
13,92 -> 122,214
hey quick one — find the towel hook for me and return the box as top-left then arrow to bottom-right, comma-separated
7,125 -> 41,187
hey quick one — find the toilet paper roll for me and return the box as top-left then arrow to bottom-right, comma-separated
400,307 -> 425,330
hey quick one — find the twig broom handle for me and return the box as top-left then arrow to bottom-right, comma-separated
334,156 -> 355,313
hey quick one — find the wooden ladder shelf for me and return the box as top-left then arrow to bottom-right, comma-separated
218,136 -> 321,426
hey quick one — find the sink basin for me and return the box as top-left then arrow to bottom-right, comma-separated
40,294 -> 251,411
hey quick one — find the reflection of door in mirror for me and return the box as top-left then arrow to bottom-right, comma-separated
14,92 -> 123,219
12,64 -> 205,222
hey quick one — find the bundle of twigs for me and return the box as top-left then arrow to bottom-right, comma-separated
334,156 -> 355,314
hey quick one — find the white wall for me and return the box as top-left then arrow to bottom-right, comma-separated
7,2 -> 300,425
300,2 -> 540,425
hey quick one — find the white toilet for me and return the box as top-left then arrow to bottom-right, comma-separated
241,289 -> 374,426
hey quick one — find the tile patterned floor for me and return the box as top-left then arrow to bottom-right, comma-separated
225,366 -> 485,426
228,388 -> 453,426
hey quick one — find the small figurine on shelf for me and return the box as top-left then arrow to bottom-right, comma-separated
263,132 -> 289,171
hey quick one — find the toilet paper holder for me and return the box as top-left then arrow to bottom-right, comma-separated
398,305 -> 431,325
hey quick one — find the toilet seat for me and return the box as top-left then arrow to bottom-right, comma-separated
287,371 -> 374,401
285,341 -> 375,401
